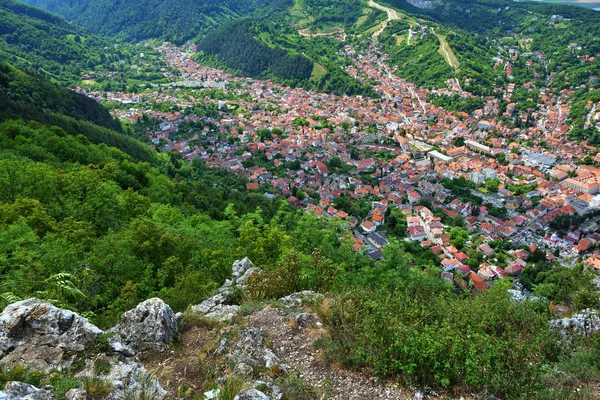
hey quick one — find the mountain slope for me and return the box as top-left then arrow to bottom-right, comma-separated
19,0 -> 293,43
0,60 -> 155,161
0,0 -> 109,83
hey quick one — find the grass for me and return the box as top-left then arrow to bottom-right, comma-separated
310,63 -> 327,80
217,374 -> 246,400
0,364 -> 43,388
278,373 -> 323,400
435,33 -> 459,69
80,375 -> 114,399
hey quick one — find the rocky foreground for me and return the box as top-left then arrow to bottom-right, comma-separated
0,258 -> 597,399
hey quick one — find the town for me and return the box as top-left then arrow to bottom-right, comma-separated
79,38 -> 600,296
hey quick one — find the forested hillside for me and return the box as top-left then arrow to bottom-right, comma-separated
19,0 -> 292,43
0,60 -> 154,161
198,19 -> 313,82
0,0 -> 110,83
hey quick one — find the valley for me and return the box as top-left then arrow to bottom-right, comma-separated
1,0 -> 600,399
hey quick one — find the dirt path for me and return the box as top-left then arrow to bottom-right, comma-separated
298,27 -> 346,40
369,0 -> 402,42
247,306 -> 412,399
433,30 -> 459,70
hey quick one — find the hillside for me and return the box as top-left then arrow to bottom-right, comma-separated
0,60 -> 155,161
0,0 -> 111,83
19,0 -> 292,43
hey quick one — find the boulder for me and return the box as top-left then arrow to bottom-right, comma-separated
76,357 -> 166,400
0,298 -> 101,372
0,382 -> 53,400
234,389 -> 271,400
229,328 -> 283,374
192,258 -> 260,322
232,258 -> 255,280
111,298 -> 178,351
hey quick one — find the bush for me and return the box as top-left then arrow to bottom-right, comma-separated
278,373 -> 322,400
321,278 -> 560,398
80,375 -> 114,399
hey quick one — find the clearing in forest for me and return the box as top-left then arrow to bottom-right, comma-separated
435,32 -> 459,69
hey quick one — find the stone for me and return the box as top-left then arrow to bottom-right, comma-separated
277,291 -> 323,306
0,382 -> 53,400
111,298 -> 179,351
232,257 -> 255,280
0,298 -> 102,372
76,357 -> 166,399
64,388 -> 87,400
204,389 -> 220,399
234,389 -> 271,400
229,328 -> 283,373
551,309 -> 600,338
233,362 -> 253,376
192,258 -> 260,322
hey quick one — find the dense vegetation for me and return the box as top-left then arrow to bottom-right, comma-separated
0,61 -> 153,161
198,19 -> 313,81
20,0 -> 292,43
0,0 -> 109,83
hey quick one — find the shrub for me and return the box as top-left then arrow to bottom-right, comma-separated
217,374 -> 246,400
278,373 -> 322,400
80,375 -> 114,399
321,279 -> 561,398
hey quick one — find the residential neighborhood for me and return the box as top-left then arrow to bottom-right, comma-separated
82,40 -> 600,294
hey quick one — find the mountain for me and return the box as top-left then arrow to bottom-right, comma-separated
19,0 -> 293,43
0,60 -> 155,161
0,0 -> 110,83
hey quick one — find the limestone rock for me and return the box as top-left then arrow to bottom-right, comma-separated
192,258 -> 260,322
234,388 -> 271,400
232,257 -> 255,281
229,328 -> 283,374
111,298 -> 178,351
0,298 -> 101,372
277,291 -> 323,306
64,388 -> 87,400
551,309 -> 600,338
0,382 -> 53,400
76,357 -> 166,399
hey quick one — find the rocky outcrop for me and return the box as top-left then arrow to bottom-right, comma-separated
0,298 -> 102,372
234,388 -> 271,400
277,291 -> 323,306
0,382 -> 53,400
0,298 -> 169,399
228,327 -> 283,374
110,298 -> 179,351
75,357 -> 167,399
191,257 -> 260,322
551,309 -> 600,338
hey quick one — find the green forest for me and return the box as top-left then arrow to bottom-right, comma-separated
198,19 -> 313,81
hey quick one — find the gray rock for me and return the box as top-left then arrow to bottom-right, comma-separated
232,258 -> 256,280
234,389 -> 271,400
111,298 -> 179,351
249,381 -> 282,400
233,362 -> 253,376
0,298 -> 102,372
76,357 -> 166,400
107,335 -> 135,357
551,309 -> 600,338
277,291 -> 323,306
0,382 -> 53,400
215,338 -> 228,356
229,328 -> 283,373
192,258 -> 260,322
64,388 -> 87,400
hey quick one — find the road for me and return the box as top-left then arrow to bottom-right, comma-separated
369,0 -> 402,41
